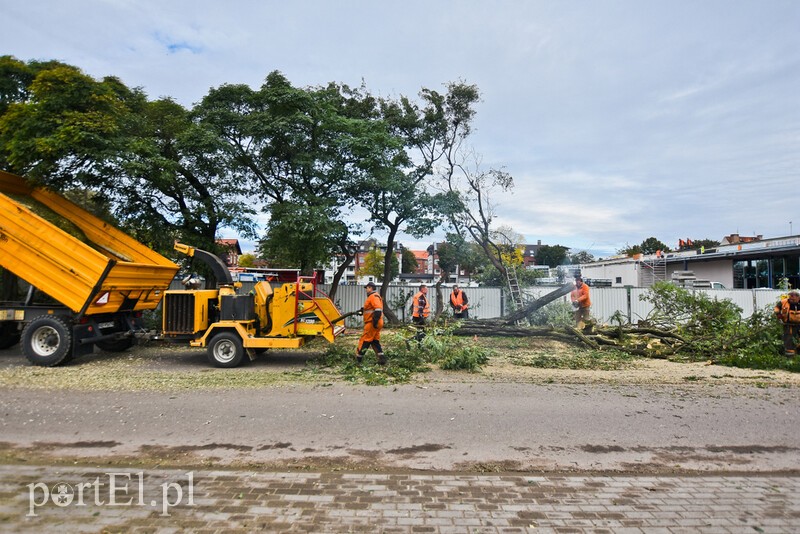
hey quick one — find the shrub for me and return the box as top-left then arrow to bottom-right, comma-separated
641,282 -> 795,371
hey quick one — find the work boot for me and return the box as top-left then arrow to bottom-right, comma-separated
377,353 -> 387,365
356,355 -> 363,365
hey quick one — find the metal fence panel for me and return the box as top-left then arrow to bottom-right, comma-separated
630,288 -> 655,324
321,285 -> 504,327
590,288 -> 630,324
170,280 -> 783,327
755,289 -> 784,313
693,289 -> 754,317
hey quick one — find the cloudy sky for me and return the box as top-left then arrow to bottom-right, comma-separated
3,1 -> 799,257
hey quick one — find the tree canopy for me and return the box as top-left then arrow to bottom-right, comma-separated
0,55 -> 527,300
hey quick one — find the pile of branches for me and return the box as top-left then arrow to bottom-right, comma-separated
451,281 -> 782,361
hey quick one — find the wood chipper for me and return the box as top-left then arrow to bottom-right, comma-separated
161,243 -> 346,367
0,170 -> 179,366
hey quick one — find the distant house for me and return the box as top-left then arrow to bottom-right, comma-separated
720,233 -> 763,246
522,241 -> 543,267
216,239 -> 242,268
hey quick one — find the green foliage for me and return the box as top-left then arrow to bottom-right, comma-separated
679,238 -> 720,251
640,237 -> 670,254
534,244 -> 569,268
641,282 -> 790,369
617,243 -> 642,256
569,250 -> 595,264
312,341 -> 428,386
259,202 -> 346,274
528,300 -> 574,328
618,237 -> 670,256
312,324 -> 493,384
390,325 -> 492,372
357,246 -> 399,282
238,253 -> 256,268
401,248 -> 418,273
0,61 -> 130,183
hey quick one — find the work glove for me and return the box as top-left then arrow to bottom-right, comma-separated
357,307 -> 364,316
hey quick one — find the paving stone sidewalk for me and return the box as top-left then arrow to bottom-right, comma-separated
1,464 -> 798,533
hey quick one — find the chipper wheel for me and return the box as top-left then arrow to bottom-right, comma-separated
207,332 -> 245,368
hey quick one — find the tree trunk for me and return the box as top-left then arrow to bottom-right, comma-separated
328,239 -> 355,302
381,224 -> 401,324
494,283 -> 574,325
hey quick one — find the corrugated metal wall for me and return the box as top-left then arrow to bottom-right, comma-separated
321,285 -> 505,328
170,280 -> 784,326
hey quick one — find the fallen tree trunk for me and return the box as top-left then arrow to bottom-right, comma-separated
448,283 -> 687,359
489,283 -> 574,326
453,320 -> 683,359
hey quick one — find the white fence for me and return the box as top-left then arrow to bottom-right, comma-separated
588,287 -> 783,324
175,280 -> 784,327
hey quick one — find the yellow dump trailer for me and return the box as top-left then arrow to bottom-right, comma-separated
0,170 -> 179,365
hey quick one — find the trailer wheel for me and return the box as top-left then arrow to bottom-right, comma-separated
22,315 -> 73,366
0,322 -> 21,350
207,332 -> 244,368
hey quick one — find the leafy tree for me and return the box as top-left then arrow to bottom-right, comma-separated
401,248 -> 419,274
535,244 -> 570,268
569,250 -> 595,264
679,238 -> 720,251
112,97 -> 257,253
618,237 -> 670,257
0,62 -> 131,185
417,82 -> 517,282
238,253 -> 256,268
358,247 -> 399,282
640,237 -> 670,254
0,58 -> 256,255
617,243 -> 642,256
0,55 -> 36,116
193,72 -> 389,294
258,202 -> 346,273
348,84 -> 469,319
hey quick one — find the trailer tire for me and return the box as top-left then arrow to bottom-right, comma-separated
0,322 -> 21,350
207,332 -> 244,368
22,315 -> 73,366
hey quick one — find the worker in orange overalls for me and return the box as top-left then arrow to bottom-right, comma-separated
449,285 -> 469,319
357,281 -> 386,365
774,290 -> 800,358
570,276 -> 591,330
410,284 -> 430,344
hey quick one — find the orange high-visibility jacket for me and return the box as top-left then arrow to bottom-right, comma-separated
450,290 -> 468,311
775,298 -> 800,324
412,291 -> 430,318
363,292 -> 384,328
570,284 -> 591,309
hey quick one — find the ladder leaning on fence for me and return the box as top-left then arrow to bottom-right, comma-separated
504,265 -> 528,325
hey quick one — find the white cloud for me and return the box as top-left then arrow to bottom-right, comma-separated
2,0 -> 799,258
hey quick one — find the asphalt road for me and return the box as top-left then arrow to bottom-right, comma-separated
2,382 -> 798,473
